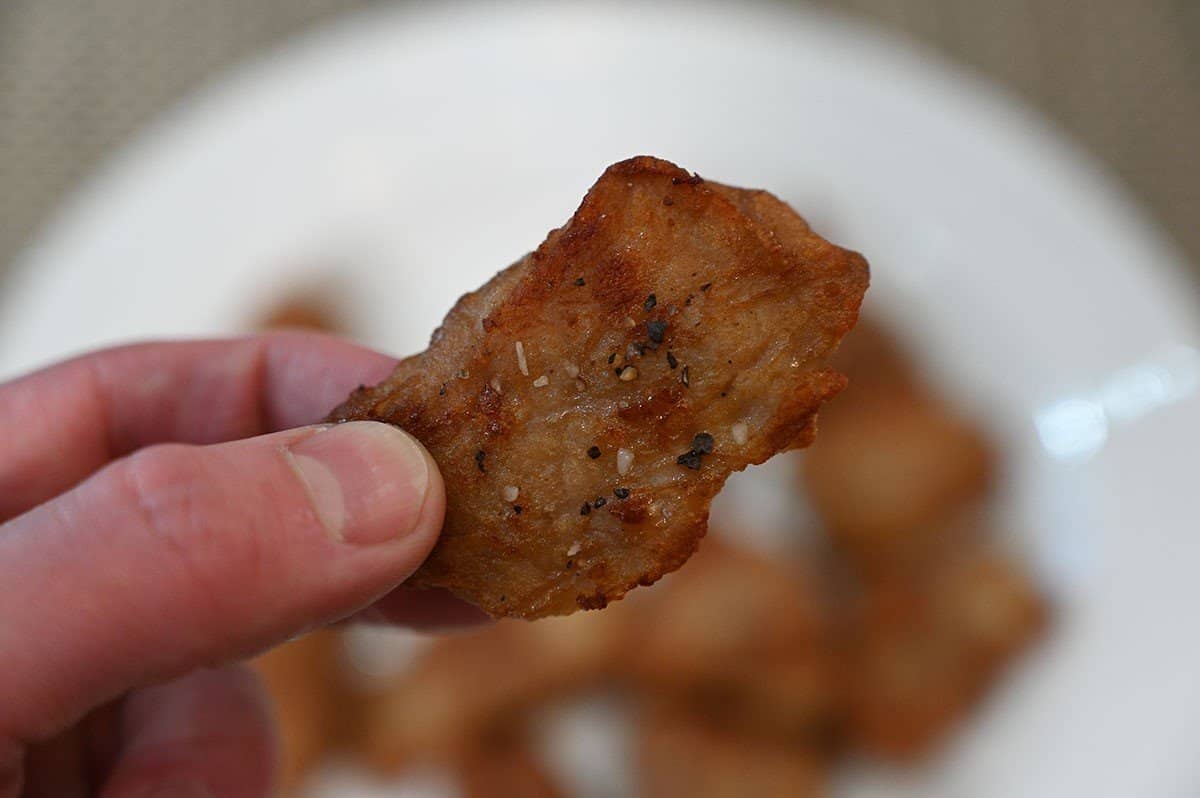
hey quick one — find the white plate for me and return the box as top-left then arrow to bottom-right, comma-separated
3,2 -> 1200,796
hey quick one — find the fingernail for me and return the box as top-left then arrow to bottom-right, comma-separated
286,421 -> 431,546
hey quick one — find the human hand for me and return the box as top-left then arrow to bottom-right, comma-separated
0,333 -> 473,798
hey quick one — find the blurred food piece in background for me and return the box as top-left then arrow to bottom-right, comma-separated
359,608 -> 633,771
249,629 -> 349,793
630,541 -> 840,742
258,294 -> 345,333
802,318 -> 994,569
457,736 -> 566,798
636,702 -> 828,798
846,540 -> 1048,759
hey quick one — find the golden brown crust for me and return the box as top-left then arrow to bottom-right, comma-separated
330,156 -> 868,618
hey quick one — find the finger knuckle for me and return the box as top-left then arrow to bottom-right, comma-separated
115,444 -> 270,618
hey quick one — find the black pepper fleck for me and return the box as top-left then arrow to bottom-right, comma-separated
439,385 -> 447,396
474,450 -> 486,472
692,432 -> 715,454
662,196 -> 674,206
613,487 -> 631,499
574,277 -> 586,286
580,502 -> 592,516
681,365 -> 691,387
643,294 -> 657,312
676,450 -> 704,470
513,505 -> 523,514
700,282 -> 712,292
646,319 -> 667,344
608,352 -> 617,364
587,445 -> 602,459
685,295 -> 694,306
720,391 -> 727,397
667,351 -> 679,369
593,496 -> 607,507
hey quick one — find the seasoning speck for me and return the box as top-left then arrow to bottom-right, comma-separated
502,485 -> 520,502
593,496 -> 607,508
587,445 -> 602,459
567,542 -> 582,557
489,376 -> 502,393
681,365 -> 691,387
700,282 -> 712,292
513,505 -> 523,514
646,319 -> 667,344
565,363 -> 580,378
613,487 -> 631,499
515,341 -> 529,376
474,450 -> 486,472
643,294 -> 657,312
624,316 -> 637,329
617,448 -> 634,476
574,277 -> 586,286
676,450 -> 703,470
667,351 -> 678,369
533,374 -> 549,388
731,422 -> 749,445
457,368 -> 470,379
692,432 -> 715,454
619,366 -> 639,381
580,502 -> 592,516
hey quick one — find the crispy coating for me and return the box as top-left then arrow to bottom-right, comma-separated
329,156 -> 868,618
632,540 -> 839,737
845,539 -> 1048,760
638,704 -> 828,798
360,608 -> 633,770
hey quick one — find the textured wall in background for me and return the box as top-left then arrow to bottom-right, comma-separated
2,0 -> 1198,277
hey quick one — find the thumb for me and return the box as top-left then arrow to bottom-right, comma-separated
0,421 -> 444,744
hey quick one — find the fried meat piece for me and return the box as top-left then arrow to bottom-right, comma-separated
329,156 -> 868,618
632,540 -> 839,737
845,542 -> 1048,759
638,704 -> 828,798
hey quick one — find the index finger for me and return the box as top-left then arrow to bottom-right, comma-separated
0,332 -> 396,522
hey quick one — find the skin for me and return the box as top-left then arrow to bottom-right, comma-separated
0,333 -> 481,798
